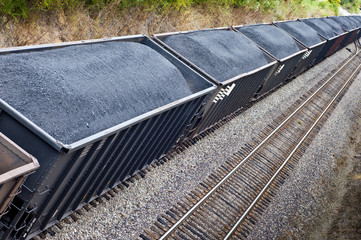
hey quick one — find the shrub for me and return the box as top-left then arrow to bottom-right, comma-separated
37,0 -> 80,11
0,0 -> 29,19
0,0 -> 339,21
340,0 -> 360,13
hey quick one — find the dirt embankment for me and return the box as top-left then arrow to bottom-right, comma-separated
0,7 -> 272,48
0,3 -> 332,49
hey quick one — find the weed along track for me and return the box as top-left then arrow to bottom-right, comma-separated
140,51 -> 361,240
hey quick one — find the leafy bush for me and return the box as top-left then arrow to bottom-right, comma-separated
340,0 -> 360,13
0,0 -> 29,19
37,0 -> 82,11
0,0 -> 340,20
328,0 -> 340,14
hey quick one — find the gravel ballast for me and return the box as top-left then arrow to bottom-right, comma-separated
162,30 -> 270,82
0,41 -> 192,144
275,21 -> 323,47
237,24 -> 301,59
44,45 -> 357,240
301,18 -> 337,40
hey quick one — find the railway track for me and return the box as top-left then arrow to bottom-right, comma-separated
140,50 -> 361,240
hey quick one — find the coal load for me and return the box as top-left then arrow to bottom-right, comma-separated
162,30 -> 269,82
237,24 -> 300,59
321,18 -> 345,35
328,17 -> 353,31
344,16 -> 359,29
0,41 -> 193,144
301,18 -> 337,40
276,21 -> 322,47
352,16 -> 361,25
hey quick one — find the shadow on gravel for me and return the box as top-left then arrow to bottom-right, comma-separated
326,154 -> 361,239
326,111 -> 361,240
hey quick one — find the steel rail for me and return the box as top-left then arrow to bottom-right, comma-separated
224,54 -> 361,240
159,49 -> 360,240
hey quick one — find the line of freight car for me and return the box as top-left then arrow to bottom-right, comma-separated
233,23 -> 307,97
153,27 -> 279,138
153,23 -> 328,137
344,16 -> 360,33
340,16 -> 361,42
327,17 -> 359,48
0,35 -> 215,240
0,16 -> 359,240
299,18 -> 347,64
339,15 -> 360,40
273,20 -> 326,73
348,15 -> 361,39
322,17 -> 350,51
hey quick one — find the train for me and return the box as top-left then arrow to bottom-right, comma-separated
0,15 -> 360,239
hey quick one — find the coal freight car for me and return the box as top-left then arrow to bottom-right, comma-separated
153,28 -> 278,137
234,23 -> 307,97
300,18 -> 346,64
326,17 -> 358,47
0,35 -> 215,239
273,20 -> 326,74
0,133 -> 39,219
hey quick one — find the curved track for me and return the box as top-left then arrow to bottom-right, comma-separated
140,50 -> 361,240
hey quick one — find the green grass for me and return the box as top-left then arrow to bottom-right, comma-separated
0,0 -> 28,19
340,0 -> 360,13
0,0 -> 340,21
